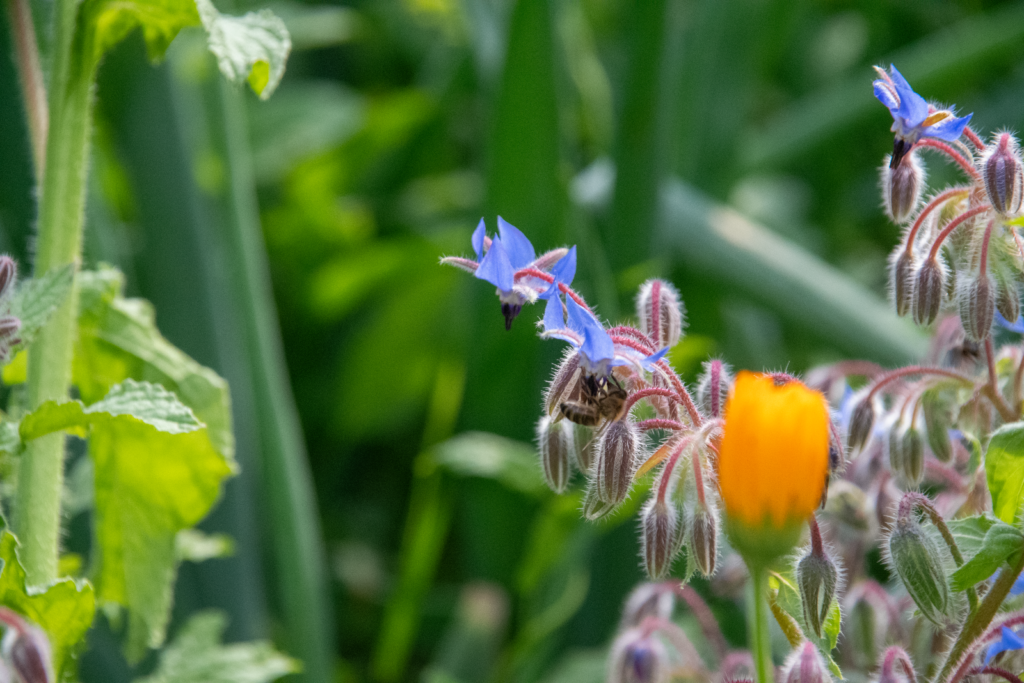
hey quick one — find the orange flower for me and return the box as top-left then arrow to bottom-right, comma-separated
718,372 -> 829,562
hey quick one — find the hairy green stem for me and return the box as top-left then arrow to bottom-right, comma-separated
15,0 -> 97,585
934,547 -> 1024,683
751,567 -> 772,683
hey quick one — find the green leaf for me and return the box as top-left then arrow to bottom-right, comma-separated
951,521 -> 1024,591
134,611 -> 299,683
0,531 -> 95,681
74,267 -> 233,459
175,530 -> 235,563
823,598 -> 841,651
431,431 -> 547,496
82,0 -> 200,62
20,379 -> 203,441
92,416 -> 235,660
70,269 -> 237,659
985,422 -> 1024,524
196,0 -> 291,99
7,264 -> 74,356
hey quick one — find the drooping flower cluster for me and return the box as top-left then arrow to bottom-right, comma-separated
444,68 -> 1024,683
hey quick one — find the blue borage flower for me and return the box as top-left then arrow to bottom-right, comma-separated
440,217 -> 576,330
985,626 -> 1024,664
541,294 -> 667,376
873,65 -> 972,169
996,311 -> 1024,334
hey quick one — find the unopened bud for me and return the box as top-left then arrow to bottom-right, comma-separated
797,542 -> 839,639
696,360 -> 732,419
983,133 -> 1024,216
690,505 -> 718,578
621,584 -> 675,628
537,415 -> 575,493
0,608 -> 52,683
882,152 -> 925,224
582,488 -> 616,521
574,424 -> 597,471
900,427 -> 924,488
594,419 -> 639,505
958,274 -> 995,342
891,250 -> 914,317
608,628 -> 669,683
922,391 -> 954,463
913,258 -> 946,326
636,279 -> 685,349
997,278 -> 1021,325
0,258 -> 16,301
545,351 -> 583,417
780,642 -> 831,683
886,514 -> 951,626
641,499 -> 680,579
847,397 -> 875,453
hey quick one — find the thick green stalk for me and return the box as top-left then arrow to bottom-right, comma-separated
750,568 -> 772,683
15,0 -> 96,586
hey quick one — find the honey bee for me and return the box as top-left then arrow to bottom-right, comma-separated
559,373 -> 628,427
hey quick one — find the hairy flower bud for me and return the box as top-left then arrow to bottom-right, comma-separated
0,608 -> 52,683
574,424 -> 597,471
958,273 -> 995,342
781,642 -> 831,683
983,133 -> 1024,216
847,397 -> 875,453
924,401 -> 953,463
797,548 -> 839,639
997,278 -> 1021,325
545,351 -> 583,417
882,152 -> 925,224
608,628 -> 669,683
690,504 -> 718,578
887,515 -> 951,626
636,279 -> 685,349
0,257 -> 16,301
641,499 -> 680,579
913,258 -> 946,326
900,426 -> 924,488
537,415 -> 575,493
621,584 -> 675,628
891,250 -> 914,317
696,360 -> 732,419
594,419 -> 639,504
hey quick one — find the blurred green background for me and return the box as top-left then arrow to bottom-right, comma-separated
3,0 -> 1024,681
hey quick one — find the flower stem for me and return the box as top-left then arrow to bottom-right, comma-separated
5,0 -> 47,179
750,567 -> 773,683
14,0 -> 98,585
935,547 -> 1024,683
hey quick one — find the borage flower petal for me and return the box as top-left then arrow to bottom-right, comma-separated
985,626 -> 1024,664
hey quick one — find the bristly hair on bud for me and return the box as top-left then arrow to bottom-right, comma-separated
690,503 -> 718,578
0,257 -> 16,302
593,419 -> 640,505
846,393 -> 876,453
780,641 -> 831,683
640,499 -> 680,579
696,359 -> 732,419
882,152 -> 925,224
620,584 -> 675,629
884,499 -> 955,627
636,279 -> 686,350
996,277 -> 1021,326
537,415 -> 575,493
957,273 -> 995,342
607,627 -> 670,683
890,248 -> 915,318
982,132 -> 1024,216
544,350 -> 584,417
912,257 -> 947,326
797,517 -> 842,639
0,607 -> 53,683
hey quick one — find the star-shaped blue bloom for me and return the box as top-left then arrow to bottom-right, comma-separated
443,217 -> 576,330
873,65 -> 972,168
985,626 -> 1024,663
997,311 -> 1024,334
542,295 -> 667,376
